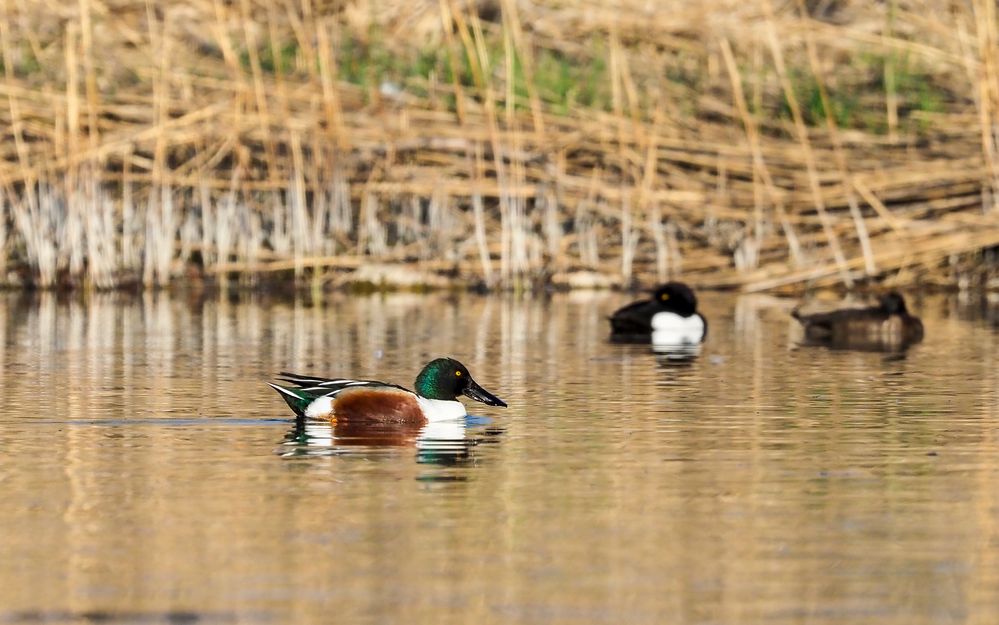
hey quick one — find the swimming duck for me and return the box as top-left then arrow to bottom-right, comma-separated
609,281 -> 707,345
268,357 -> 506,422
792,292 -> 924,350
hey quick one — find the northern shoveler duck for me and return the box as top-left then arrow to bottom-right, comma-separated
792,292 -> 924,350
268,357 -> 506,422
609,281 -> 707,345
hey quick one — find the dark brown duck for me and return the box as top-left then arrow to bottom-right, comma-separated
792,292 -> 924,350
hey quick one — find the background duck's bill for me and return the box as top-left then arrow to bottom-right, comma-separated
463,380 -> 507,407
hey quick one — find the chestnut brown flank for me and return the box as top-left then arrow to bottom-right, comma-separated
332,388 -> 426,423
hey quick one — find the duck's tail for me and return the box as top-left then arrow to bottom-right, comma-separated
267,382 -> 310,418
276,371 -> 331,386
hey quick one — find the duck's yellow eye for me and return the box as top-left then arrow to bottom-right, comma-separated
660,293 -> 669,301
455,370 -> 462,377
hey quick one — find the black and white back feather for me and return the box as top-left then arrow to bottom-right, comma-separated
276,371 -> 410,397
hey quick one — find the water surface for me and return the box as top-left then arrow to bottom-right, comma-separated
0,291 -> 997,624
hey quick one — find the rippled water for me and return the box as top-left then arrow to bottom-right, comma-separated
1,291 -> 997,624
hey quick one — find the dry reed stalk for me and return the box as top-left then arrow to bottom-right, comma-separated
63,21 -> 86,282
620,192 -> 638,283
78,0 -> 99,155
265,2 -> 290,109
649,203 -> 668,281
540,182 -> 560,261
462,7 -> 512,284
0,0 -> 34,207
143,185 -> 177,287
884,0 -> 898,141
400,195 -> 420,245
437,0 -> 468,125
762,0 -> 853,287
82,179 -> 118,289
427,186 -> 447,253
502,16 -> 526,282
471,143 -> 496,287
142,3 -> 170,287
238,0 -> 280,184
719,38 -> 802,269
359,190 -> 387,256
472,191 -> 494,286
269,191 -> 291,260
209,184 -> 244,288
121,156 -> 141,273
199,181 -> 215,266
64,21 -> 79,199
665,220 -> 682,278
498,0 -> 544,137
793,0 -> 876,276
329,166 -> 352,236
574,170 -> 602,269
314,14 -> 347,150
289,131 -> 309,279
971,0 -> 999,210
0,190 -> 6,279
239,201 -> 263,287
9,186 -> 51,287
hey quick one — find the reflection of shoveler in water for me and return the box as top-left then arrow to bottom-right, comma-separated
792,292 -> 924,350
281,417 -> 473,457
268,357 -> 506,422
609,282 -> 707,345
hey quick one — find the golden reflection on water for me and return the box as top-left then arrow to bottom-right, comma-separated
0,291 -> 998,624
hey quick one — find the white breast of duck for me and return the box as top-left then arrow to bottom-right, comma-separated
416,396 -> 468,421
651,312 -> 706,345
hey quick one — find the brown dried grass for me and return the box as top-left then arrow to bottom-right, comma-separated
0,0 -> 997,291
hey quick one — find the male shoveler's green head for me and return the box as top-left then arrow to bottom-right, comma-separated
415,357 -> 507,406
